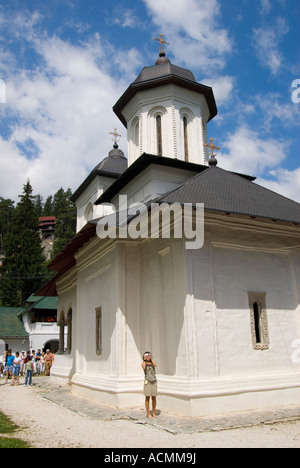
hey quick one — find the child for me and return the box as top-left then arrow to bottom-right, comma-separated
25,356 -> 34,386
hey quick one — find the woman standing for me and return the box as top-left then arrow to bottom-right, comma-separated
11,352 -> 22,386
141,352 -> 157,419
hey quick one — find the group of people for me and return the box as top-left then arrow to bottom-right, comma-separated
2,349 -> 157,419
0,349 -> 55,386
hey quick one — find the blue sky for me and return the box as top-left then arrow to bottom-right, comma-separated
0,0 -> 299,202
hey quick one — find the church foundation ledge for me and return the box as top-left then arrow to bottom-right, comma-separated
50,353 -> 75,384
69,372 -> 300,417
157,372 -> 300,398
69,371 -> 300,397
70,373 -> 143,394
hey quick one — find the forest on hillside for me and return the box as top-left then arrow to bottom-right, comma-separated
0,181 -> 76,307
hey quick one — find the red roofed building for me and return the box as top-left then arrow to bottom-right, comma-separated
39,216 -> 56,260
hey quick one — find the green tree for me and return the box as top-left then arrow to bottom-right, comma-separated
52,188 -> 76,257
0,181 -> 48,307
42,195 -> 53,216
0,197 -> 15,238
34,194 -> 43,218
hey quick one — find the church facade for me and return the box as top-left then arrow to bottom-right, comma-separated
39,45 -> 300,417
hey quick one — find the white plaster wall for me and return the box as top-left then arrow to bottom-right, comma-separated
49,266 -> 77,382
76,175 -> 116,232
123,84 -> 210,166
212,246 -> 298,374
1,338 -> 29,355
110,165 -> 198,209
120,238 -> 188,379
75,241 -> 119,379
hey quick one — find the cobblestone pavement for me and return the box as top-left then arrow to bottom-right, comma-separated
34,377 -> 300,436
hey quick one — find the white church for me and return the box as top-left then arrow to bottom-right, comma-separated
39,38 -> 300,417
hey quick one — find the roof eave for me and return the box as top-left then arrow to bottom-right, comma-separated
113,75 -> 217,128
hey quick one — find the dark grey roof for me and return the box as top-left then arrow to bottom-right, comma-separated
95,153 -> 256,206
157,166 -> 300,224
71,146 -> 127,202
113,59 -> 217,128
95,153 -> 208,205
134,62 -> 196,84
94,146 -> 128,174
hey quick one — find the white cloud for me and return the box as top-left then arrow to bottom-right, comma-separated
260,0 -> 272,15
259,0 -> 287,16
218,126 -> 287,176
143,0 -> 232,71
217,125 -> 300,202
0,12 -> 142,202
201,76 -> 235,104
0,138 -> 32,200
253,17 -> 289,74
217,126 -> 300,202
257,168 -> 300,203
110,7 -> 140,29
254,92 -> 300,131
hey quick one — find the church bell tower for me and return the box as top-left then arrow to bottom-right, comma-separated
113,35 -> 217,167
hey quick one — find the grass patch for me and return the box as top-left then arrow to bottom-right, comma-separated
0,412 -> 31,448
0,412 -> 19,434
0,437 -> 31,448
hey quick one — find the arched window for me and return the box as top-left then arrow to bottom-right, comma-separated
253,302 -> 262,344
248,292 -> 269,350
135,120 -> 139,149
183,116 -> 189,161
180,108 -> 194,162
156,115 -> 162,156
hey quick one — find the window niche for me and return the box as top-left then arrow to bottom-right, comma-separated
156,114 -> 163,156
148,106 -> 167,157
96,307 -> 102,356
179,108 -> 194,162
183,116 -> 189,162
57,308 -> 72,354
248,292 -> 269,350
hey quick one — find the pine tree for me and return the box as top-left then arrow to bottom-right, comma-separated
0,181 -> 48,307
0,197 -> 15,238
52,188 -> 76,257
34,194 -> 43,218
43,195 -> 53,216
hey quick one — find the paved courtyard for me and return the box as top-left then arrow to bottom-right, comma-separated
1,376 -> 300,448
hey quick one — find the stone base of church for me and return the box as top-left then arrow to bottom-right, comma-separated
51,370 -> 300,417
50,353 -> 75,382
158,386 -> 300,418
157,373 -> 300,417
70,373 -> 145,409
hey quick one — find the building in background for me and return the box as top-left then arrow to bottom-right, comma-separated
39,216 -> 56,260
18,294 -> 59,353
0,307 -> 29,353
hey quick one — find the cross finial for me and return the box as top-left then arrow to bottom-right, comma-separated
204,138 -> 220,166
109,128 -> 121,145
154,33 -> 169,54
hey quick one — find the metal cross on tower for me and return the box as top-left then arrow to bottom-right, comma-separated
154,33 -> 169,54
109,128 -> 122,145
